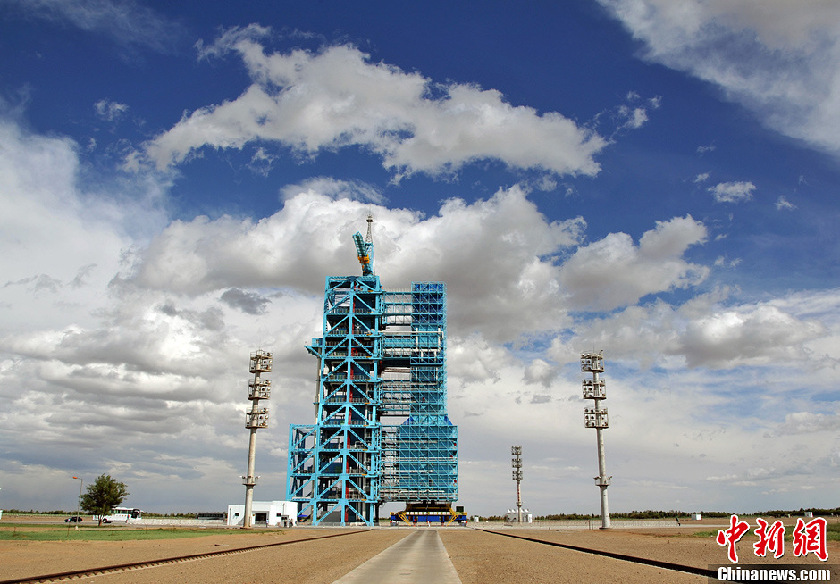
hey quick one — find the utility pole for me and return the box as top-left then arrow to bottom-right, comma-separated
582,351 -> 610,529
511,446 -> 523,523
243,350 -> 272,528
72,476 -> 82,530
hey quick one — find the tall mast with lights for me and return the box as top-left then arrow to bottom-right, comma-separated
582,351 -> 610,529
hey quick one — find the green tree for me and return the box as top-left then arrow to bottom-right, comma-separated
80,474 -> 130,526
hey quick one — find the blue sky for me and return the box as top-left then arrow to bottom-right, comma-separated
1,0 -> 838,516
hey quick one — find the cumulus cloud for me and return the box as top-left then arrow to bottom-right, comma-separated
773,412 -> 840,436
674,304 -> 824,368
142,36 -> 608,178
0,117 -> 284,509
123,184 -> 586,341
549,290 -> 832,370
709,181 -> 755,203
523,358 -> 555,388
598,0 -> 840,157
558,215 -> 709,311
2,113 -> 838,515
0,119 -> 153,333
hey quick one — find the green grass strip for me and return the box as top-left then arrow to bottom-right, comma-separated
0,525 -> 272,542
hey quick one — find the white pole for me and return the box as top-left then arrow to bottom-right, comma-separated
592,369 -> 610,529
77,477 -> 83,530
243,427 -> 257,528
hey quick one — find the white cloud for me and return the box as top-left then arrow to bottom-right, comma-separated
714,256 -> 741,268
776,195 -> 797,211
124,184 -> 585,341
0,119 -> 158,333
674,304 -> 824,368
598,0 -> 840,157
558,215 -> 709,311
279,177 -> 385,205
94,99 -> 129,122
618,105 -> 649,129
773,412 -> 840,436
549,288 -> 835,370
246,146 -> 277,177
142,39 -> 608,178
2,115 -> 838,515
709,181 -> 755,203
523,358 -> 555,388
4,0 -> 183,53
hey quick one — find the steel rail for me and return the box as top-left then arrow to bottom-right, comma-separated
0,529 -> 368,584
482,529 -> 717,579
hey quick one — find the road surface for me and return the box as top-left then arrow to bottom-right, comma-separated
334,529 -> 461,583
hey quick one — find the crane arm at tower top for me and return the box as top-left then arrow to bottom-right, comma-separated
352,231 -> 374,276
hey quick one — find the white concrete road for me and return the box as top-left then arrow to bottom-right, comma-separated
333,529 -> 461,584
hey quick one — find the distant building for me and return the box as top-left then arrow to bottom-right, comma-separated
505,509 -> 533,523
227,500 -> 298,527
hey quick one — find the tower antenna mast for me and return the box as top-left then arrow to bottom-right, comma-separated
352,213 -> 375,276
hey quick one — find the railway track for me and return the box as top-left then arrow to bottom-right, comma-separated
0,529 -> 367,584
482,529 -> 717,579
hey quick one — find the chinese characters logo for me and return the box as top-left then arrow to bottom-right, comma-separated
716,514 -> 828,563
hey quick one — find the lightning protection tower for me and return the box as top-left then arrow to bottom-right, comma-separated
242,349 -> 272,528
511,446 -> 523,523
582,351 -> 610,529
286,216 -> 457,526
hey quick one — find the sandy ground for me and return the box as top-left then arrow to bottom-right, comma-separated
510,526 -> 838,569
0,528 -> 407,583
1,522 -> 837,583
439,529 -> 706,584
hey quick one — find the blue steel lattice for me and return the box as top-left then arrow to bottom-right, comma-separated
286,275 -> 456,525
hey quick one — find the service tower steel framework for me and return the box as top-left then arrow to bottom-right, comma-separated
286,216 -> 458,526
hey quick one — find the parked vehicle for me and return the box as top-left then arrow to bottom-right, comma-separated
98,507 -> 142,524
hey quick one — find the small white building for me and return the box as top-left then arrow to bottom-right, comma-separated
505,509 -> 534,523
227,501 -> 298,527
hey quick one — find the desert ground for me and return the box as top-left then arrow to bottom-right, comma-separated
1,517 -> 837,583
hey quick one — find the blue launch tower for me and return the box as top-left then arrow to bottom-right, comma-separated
286,216 -> 458,525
